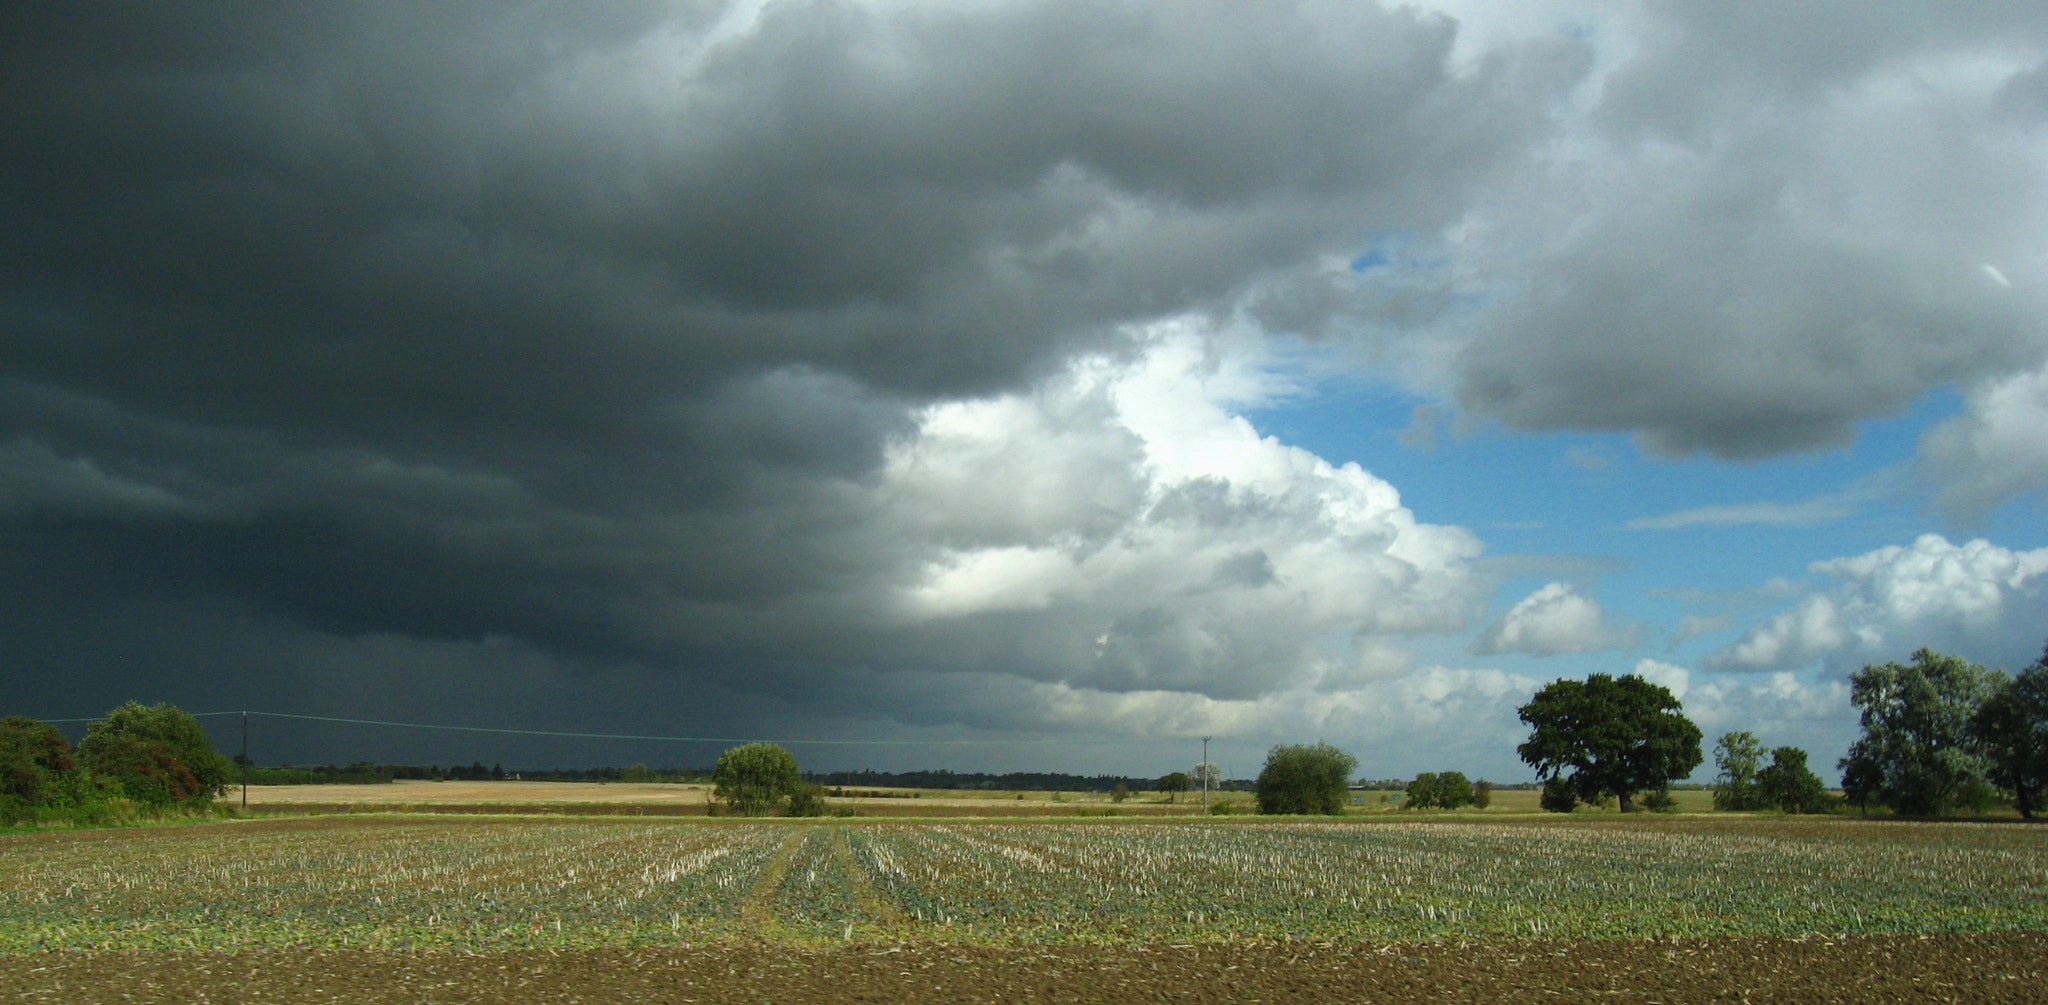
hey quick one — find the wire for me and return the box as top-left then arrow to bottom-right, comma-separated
37,709 -> 1120,746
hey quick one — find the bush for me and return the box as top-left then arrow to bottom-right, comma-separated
1255,743 -> 1358,815
1710,731 -> 1768,811
1539,776 -> 1578,813
785,783 -> 832,818
1642,787 -> 1679,813
77,702 -> 233,807
1472,779 -> 1492,809
1,717 -> 75,821
711,743 -> 802,816
1755,746 -> 1832,814
1404,771 -> 1476,810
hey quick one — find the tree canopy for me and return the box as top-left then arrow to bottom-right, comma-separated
0,716 -> 75,817
1404,771 -> 1475,810
1155,771 -> 1193,802
1972,648 -> 2048,820
1710,731 -> 1768,811
1755,746 -> 1831,814
1516,673 -> 1702,812
1254,743 -> 1356,815
1839,648 -> 2000,816
76,702 -> 233,807
711,743 -> 803,816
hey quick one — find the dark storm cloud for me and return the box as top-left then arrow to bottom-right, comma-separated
2,1 -> 1580,749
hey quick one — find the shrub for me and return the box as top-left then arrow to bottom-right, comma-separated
785,782 -> 831,818
1755,746 -> 1832,814
77,703 -> 232,808
1255,743 -> 1358,815
711,743 -> 802,816
1539,776 -> 1578,813
1711,731 -> 1768,811
1642,787 -> 1679,813
1472,779 -> 1492,809
1404,771 -> 1475,810
1,717 -> 75,821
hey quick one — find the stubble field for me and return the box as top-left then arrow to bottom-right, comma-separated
1,814 -> 2042,1002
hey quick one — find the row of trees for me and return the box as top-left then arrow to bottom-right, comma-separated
1,703 -> 234,824
1710,733 -> 1831,813
1507,641 -> 2048,819
1840,646 -> 2048,818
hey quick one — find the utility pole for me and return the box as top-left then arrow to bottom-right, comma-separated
1201,736 -> 1211,815
241,711 -> 249,811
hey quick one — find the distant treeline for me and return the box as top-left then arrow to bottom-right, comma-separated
244,762 -> 711,784
800,768 -> 1250,792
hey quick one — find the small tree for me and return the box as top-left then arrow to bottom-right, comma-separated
1156,771 -> 1193,803
0,717 -> 75,822
1517,674 -> 1703,811
1255,743 -> 1357,815
1405,771 -> 1475,810
77,702 -> 233,807
1839,648 -> 2000,816
1755,746 -> 1830,814
1405,772 -> 1440,809
1710,731 -> 1768,811
1973,649 -> 2048,820
1539,775 -> 1578,813
711,743 -> 803,816
785,782 -> 831,817
1471,779 -> 1493,809
1111,782 -> 1130,803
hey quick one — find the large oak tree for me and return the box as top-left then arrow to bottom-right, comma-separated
1517,674 -> 1702,812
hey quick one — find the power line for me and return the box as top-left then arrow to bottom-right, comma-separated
35,709 -> 1140,746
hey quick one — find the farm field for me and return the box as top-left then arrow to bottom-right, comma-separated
230,778 -> 1725,816
2,815 -> 2041,1002
233,779 -> 1215,816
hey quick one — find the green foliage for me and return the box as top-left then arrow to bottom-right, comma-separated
1972,650 -> 2048,820
1710,731 -> 1768,811
785,783 -> 841,818
1254,743 -> 1358,815
1155,771 -> 1193,802
1471,779 -> 1492,809
711,743 -> 802,816
1839,648 -> 2001,816
1404,771 -> 1475,810
1755,747 -> 1832,814
1642,787 -> 1680,813
0,717 -> 75,821
1517,673 -> 1703,811
76,702 -> 233,808
1539,776 -> 1579,813
1111,782 -> 1130,803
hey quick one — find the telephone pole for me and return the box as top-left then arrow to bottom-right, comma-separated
240,711 -> 249,811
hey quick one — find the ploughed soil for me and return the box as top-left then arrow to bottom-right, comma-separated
3,933 -> 2040,1004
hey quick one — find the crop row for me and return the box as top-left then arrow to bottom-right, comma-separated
1,817 -> 2041,950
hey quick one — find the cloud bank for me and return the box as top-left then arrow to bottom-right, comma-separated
3,2 -> 2047,773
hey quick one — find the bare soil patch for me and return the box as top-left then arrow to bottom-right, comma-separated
4,934 -> 2040,1004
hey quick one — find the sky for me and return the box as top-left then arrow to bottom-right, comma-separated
4,1 -> 2047,783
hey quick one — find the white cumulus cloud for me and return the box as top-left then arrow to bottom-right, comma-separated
1476,581 -> 1638,656
1708,533 -> 2048,674
1919,361 -> 2048,522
